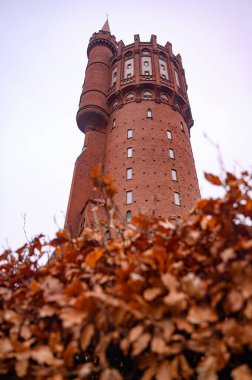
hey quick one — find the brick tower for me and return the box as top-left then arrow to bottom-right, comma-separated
65,20 -> 200,237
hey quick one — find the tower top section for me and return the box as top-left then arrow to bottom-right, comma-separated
101,18 -> 111,33
87,20 -> 117,57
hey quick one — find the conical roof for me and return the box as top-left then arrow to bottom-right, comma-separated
101,18 -> 111,33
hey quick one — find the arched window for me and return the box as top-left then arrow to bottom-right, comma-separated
124,51 -> 134,59
125,93 -> 135,102
112,101 -> 118,109
126,210 -> 132,223
159,52 -> 167,60
143,91 -> 152,100
161,94 -> 169,103
142,49 -> 151,56
159,52 -> 169,80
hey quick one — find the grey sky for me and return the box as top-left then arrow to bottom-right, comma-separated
1,0 -> 251,249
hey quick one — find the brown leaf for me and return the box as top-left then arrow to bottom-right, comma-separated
63,341 -> 77,368
129,325 -> 144,343
78,363 -> 93,377
132,333 -> 151,356
156,361 -> 172,380
31,345 -> 60,365
15,352 -> 30,377
151,336 -> 166,354
204,172 -> 222,186
60,307 -> 86,328
163,291 -> 187,312
225,289 -> 244,313
187,306 -> 218,325
161,274 -> 179,291
80,323 -> 95,351
140,363 -> 157,380
197,356 -> 218,380
143,287 -> 162,301
0,338 -> 13,357
231,364 -> 252,380
100,368 -> 123,380
85,248 -> 105,268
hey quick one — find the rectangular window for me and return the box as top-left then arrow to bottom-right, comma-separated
126,191 -> 133,205
167,130 -> 172,140
172,169 -> 177,181
127,147 -> 132,158
144,61 -> 149,66
126,210 -> 132,223
127,129 -> 133,138
169,148 -> 175,159
127,63 -> 132,69
126,168 -> 132,180
144,70 -> 150,75
161,64 -> 165,70
174,192 -> 180,206
147,109 -> 152,118
127,73 -> 131,78
174,70 -> 180,87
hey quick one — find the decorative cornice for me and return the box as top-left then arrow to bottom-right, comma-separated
87,38 -> 117,56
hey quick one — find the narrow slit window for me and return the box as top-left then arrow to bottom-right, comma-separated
126,191 -> 133,205
172,169 -> 177,181
126,210 -> 132,223
127,129 -> 133,138
127,147 -> 133,158
180,122 -> 184,132
167,130 -> 172,140
147,109 -> 152,118
126,168 -> 132,180
112,119 -> 116,128
174,192 -> 181,206
169,148 -> 175,159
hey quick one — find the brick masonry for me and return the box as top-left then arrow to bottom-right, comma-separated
65,21 -> 200,237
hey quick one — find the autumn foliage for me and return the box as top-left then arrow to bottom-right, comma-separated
0,169 -> 252,380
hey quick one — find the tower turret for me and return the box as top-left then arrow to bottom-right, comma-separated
65,23 -> 200,237
77,20 -> 117,132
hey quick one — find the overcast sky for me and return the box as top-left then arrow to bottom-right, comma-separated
1,0 -> 251,249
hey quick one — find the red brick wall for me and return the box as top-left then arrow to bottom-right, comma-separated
65,29 -> 200,236
104,101 -> 200,221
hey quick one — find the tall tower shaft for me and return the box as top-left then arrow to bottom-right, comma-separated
65,21 -> 200,237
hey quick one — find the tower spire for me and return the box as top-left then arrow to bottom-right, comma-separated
101,16 -> 111,33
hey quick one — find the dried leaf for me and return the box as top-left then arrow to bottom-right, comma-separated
151,336 -> 166,354
132,333 -> 151,356
31,345 -> 59,365
80,323 -> 95,350
187,306 -> 218,325
156,361 -> 172,380
143,287 -> 162,301
129,325 -> 144,343
100,368 -> 123,380
231,364 -> 252,380
204,172 -> 222,186
85,248 -> 105,268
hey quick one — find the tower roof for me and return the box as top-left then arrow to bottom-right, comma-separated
101,17 -> 111,33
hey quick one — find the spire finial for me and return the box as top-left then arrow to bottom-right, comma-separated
101,16 -> 111,33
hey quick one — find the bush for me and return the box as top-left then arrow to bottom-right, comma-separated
0,169 -> 252,380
